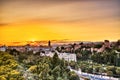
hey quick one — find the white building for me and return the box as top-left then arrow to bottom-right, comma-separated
58,53 -> 77,62
41,50 -> 77,62
0,46 -> 6,52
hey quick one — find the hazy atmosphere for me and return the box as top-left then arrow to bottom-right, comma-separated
0,0 -> 120,45
0,1 -> 120,80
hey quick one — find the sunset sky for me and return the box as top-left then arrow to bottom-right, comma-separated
0,0 -> 120,45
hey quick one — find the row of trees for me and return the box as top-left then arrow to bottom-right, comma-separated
78,61 -> 120,77
91,50 -> 118,65
75,48 -> 120,77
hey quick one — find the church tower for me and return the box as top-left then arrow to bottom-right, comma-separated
48,40 -> 51,51
48,40 -> 51,47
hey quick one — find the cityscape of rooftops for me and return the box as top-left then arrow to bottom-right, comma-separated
0,0 -> 120,80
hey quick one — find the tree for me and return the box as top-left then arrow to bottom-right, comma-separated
0,52 -> 24,80
52,52 -> 60,68
116,67 -> 120,75
52,65 -> 61,79
106,66 -> 116,75
70,61 -> 76,69
61,46 -> 65,52
56,47 -> 61,52
94,44 -> 103,48
28,65 -> 37,73
76,53 -> 82,60
116,40 -> 120,47
107,71 -> 113,77
9,49 -> 19,56
69,71 -> 79,80
0,76 -> 6,80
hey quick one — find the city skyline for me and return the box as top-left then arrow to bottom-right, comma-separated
0,0 -> 120,45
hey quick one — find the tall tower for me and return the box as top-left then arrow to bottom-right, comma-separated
48,40 -> 51,47
48,40 -> 51,51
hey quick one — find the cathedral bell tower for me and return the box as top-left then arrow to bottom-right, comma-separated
48,40 -> 51,51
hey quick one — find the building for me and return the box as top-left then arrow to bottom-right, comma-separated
0,46 -> 7,52
58,53 -> 77,62
41,50 -> 77,62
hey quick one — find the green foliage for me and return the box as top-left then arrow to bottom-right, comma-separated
14,51 -> 78,80
79,50 -> 91,60
94,44 -> 103,48
70,61 -> 76,69
0,76 -> 6,80
0,49 -> 80,80
52,52 -> 60,68
91,50 -> 117,65
68,71 -> 79,80
0,51 -> 24,80
116,67 -> 120,75
107,71 -> 113,76
28,65 -> 37,73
